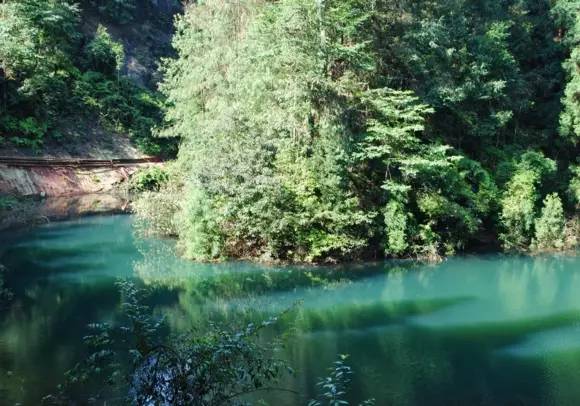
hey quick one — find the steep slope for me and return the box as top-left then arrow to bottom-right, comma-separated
0,0 -> 181,158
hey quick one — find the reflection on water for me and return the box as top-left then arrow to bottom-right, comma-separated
0,215 -> 579,405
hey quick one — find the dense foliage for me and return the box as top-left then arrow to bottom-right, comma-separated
129,165 -> 169,192
137,0 -> 578,262
0,0 -> 174,154
554,0 -> 580,141
1,0 -> 577,261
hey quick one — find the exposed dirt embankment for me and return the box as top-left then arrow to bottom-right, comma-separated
0,160 -> 159,197
0,165 -> 126,196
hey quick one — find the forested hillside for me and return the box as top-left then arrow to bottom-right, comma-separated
136,0 -> 579,263
1,0 -> 578,263
0,0 -> 179,155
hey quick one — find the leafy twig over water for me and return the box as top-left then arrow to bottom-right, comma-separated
42,281 -> 373,405
42,281 -> 294,405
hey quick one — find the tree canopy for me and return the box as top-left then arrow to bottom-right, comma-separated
131,0 -> 578,262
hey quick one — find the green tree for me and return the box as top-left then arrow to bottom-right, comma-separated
532,193 -> 566,251
379,0 -> 563,157
500,152 -> 556,251
136,0 -> 577,262
83,25 -> 124,78
356,89 -> 497,257
553,0 -> 580,142
158,0 -> 377,262
0,0 -> 79,145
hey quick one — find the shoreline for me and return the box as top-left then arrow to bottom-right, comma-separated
2,199 -> 577,264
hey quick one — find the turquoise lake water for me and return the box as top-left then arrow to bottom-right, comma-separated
1,215 -> 580,405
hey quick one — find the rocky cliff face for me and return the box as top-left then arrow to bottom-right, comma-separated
81,0 -> 182,87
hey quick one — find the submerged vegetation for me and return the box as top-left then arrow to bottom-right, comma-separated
133,0 -> 578,262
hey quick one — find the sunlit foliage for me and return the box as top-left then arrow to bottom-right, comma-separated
133,0 -> 580,262
0,0 -> 171,154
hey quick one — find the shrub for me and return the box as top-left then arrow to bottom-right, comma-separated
73,71 -> 171,155
383,199 -> 409,256
499,169 -> 539,251
2,116 -> 48,149
133,186 -> 180,238
563,216 -> 580,250
0,0 -> 170,154
129,166 -> 169,192
175,186 -> 225,261
499,152 -> 557,251
532,193 -> 566,252
83,25 -> 124,77
0,0 -> 80,143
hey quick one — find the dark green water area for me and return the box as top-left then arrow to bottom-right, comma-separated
1,215 -> 580,405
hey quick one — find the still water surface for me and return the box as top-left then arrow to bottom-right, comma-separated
1,215 -> 580,405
